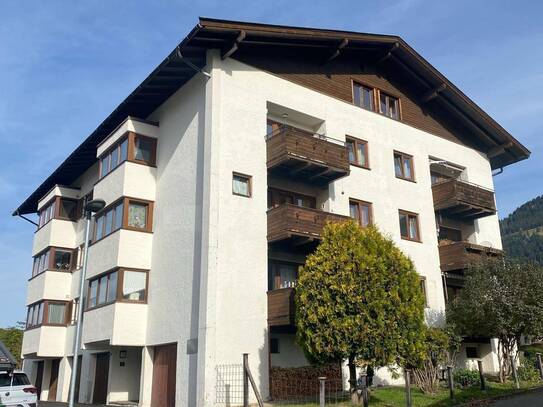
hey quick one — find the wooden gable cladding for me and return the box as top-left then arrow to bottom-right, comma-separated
234,49 -> 484,151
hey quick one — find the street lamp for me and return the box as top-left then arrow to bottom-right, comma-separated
68,199 -> 106,407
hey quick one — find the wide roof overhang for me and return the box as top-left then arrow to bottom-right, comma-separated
13,17 -> 530,215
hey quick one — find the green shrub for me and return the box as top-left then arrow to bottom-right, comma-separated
454,368 -> 480,388
518,360 -> 540,382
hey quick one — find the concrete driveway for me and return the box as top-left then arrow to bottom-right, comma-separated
490,388 -> 543,406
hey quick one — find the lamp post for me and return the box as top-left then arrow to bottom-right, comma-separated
68,199 -> 106,407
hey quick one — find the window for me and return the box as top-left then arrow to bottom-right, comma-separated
87,271 -> 119,309
394,151 -> 414,181
79,191 -> 94,219
353,82 -> 375,111
70,298 -> 80,324
379,92 -> 400,119
399,210 -> 420,242
345,137 -> 369,168
349,199 -> 372,228
25,301 -> 69,329
270,338 -> 280,354
38,197 -> 79,228
98,133 -> 156,179
31,247 -> 75,278
47,302 -> 67,325
267,188 -> 316,210
122,270 -> 147,302
127,201 -> 148,229
430,171 -> 451,185
0,373 -> 30,386
438,226 -> 462,242
466,346 -> 479,359
92,198 -> 152,241
232,173 -> 251,197
268,261 -> 299,290
420,278 -> 428,308
86,269 -> 147,310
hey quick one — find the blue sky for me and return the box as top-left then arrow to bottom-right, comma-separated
1,1 -> 541,327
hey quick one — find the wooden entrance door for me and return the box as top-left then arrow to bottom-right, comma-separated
48,359 -> 60,401
93,353 -> 110,404
34,361 -> 44,400
151,343 -> 177,407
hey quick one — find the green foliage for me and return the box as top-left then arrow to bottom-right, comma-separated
447,258 -> 543,381
500,195 -> 543,236
453,368 -> 480,388
412,327 -> 458,394
295,221 -> 426,371
517,357 -> 540,382
500,195 -> 543,265
0,325 -> 24,367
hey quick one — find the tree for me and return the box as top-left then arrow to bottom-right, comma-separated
0,323 -> 25,368
447,258 -> 543,382
295,221 -> 426,402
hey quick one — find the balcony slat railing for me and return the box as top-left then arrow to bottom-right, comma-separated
438,241 -> 502,272
432,179 -> 496,219
266,125 -> 349,185
267,288 -> 295,327
267,203 -> 350,243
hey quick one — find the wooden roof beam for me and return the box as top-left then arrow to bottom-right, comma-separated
222,30 -> 246,59
376,42 -> 399,65
487,142 -> 514,158
322,38 -> 348,64
421,83 -> 447,103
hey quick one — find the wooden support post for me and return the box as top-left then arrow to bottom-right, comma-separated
447,366 -> 454,399
477,360 -> 486,390
536,353 -> 543,380
510,355 -> 520,389
404,369 -> 412,407
243,353 -> 249,407
318,377 -> 326,407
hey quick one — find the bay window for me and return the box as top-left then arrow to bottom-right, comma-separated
86,268 -> 148,310
98,132 -> 156,179
93,197 -> 153,242
38,196 -> 78,228
26,300 -> 69,329
31,247 -> 75,278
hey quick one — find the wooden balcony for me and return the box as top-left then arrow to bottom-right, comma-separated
439,241 -> 503,272
266,125 -> 350,186
268,288 -> 295,327
432,179 -> 496,220
267,203 -> 350,244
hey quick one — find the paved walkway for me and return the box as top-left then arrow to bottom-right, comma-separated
490,388 -> 543,406
40,402 -> 108,407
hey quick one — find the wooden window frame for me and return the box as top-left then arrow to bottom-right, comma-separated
351,80 -> 403,121
232,172 -> 252,198
352,81 -> 377,112
419,277 -> 429,308
349,199 -> 373,227
97,132 -> 157,181
268,260 -> 300,291
25,300 -> 70,330
398,209 -> 421,242
36,196 -> 79,230
30,246 -> 77,280
345,136 -> 370,169
92,196 -> 154,243
86,268 -> 149,311
378,91 -> 401,120
394,151 -> 415,182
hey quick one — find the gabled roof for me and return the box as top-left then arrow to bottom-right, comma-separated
13,17 -> 530,215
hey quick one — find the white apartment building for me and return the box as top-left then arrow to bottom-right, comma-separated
13,18 -> 529,406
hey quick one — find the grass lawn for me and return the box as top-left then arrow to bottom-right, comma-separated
270,381 -> 543,406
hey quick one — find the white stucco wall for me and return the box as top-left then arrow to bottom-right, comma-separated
108,346 -> 142,403
22,326 -> 67,357
32,219 -> 78,256
97,117 -> 159,156
26,271 -> 72,305
37,186 -> 80,211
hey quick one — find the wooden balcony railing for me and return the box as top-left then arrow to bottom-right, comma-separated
268,288 -> 295,327
432,179 -> 496,220
439,241 -> 503,272
267,203 -> 350,243
266,125 -> 350,186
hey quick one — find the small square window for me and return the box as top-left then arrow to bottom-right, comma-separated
128,202 -> 148,229
270,338 -> 280,354
232,173 -> 251,197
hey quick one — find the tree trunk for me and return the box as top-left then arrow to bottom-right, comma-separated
348,355 -> 362,405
